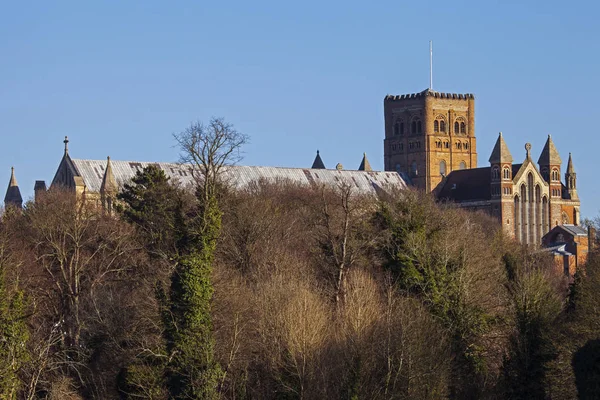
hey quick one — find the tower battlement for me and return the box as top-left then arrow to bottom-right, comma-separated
385,89 -> 474,101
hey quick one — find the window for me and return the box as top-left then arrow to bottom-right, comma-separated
459,161 -> 467,170
454,121 -> 460,134
460,122 -> 466,134
455,142 -> 461,150
434,120 -> 439,133
551,169 -> 559,181
440,120 -> 446,132
436,141 -> 442,149
439,160 -> 447,176
503,167 -> 510,180
444,141 -> 449,149
394,122 -> 399,136
417,120 -> 422,134
399,143 -> 404,151
411,161 -> 418,177
411,121 -> 417,134
464,142 -> 469,150
416,141 -> 421,149
492,166 -> 500,180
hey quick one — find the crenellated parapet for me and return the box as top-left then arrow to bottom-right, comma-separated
384,89 -> 474,102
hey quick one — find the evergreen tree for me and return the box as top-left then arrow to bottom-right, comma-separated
0,248 -> 29,399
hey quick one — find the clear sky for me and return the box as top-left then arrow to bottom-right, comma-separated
1,1 -> 599,217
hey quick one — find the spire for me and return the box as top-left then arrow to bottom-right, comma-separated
567,152 -> 575,174
537,134 -> 562,166
311,150 -> 326,169
358,153 -> 372,171
488,132 -> 513,164
100,156 -> 118,194
565,152 -> 578,199
64,136 -> 69,155
4,167 -> 23,209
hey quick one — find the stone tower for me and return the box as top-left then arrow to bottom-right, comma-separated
488,132 -> 514,235
383,89 -> 477,192
538,135 -> 563,225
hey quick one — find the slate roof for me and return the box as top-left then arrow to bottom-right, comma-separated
311,151 -> 326,169
358,153 -> 372,171
4,167 -> 23,207
437,164 -> 522,202
559,224 -> 588,237
68,159 -> 407,196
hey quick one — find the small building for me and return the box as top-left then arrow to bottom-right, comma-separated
541,224 -> 593,277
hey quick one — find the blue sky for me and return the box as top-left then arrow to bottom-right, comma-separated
1,1 -> 599,217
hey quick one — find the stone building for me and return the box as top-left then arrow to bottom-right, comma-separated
384,88 -> 582,245
43,138 -> 405,214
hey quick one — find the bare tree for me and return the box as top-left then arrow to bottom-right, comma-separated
174,117 -> 249,203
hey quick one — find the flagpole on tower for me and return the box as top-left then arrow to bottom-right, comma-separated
429,40 -> 433,90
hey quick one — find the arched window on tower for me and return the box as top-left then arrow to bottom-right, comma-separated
440,120 -> 446,132
439,160 -> 447,176
434,120 -> 439,133
503,167 -> 511,180
492,166 -> 500,180
551,168 -> 559,181
460,122 -> 466,134
459,161 -> 467,170
411,161 -> 418,177
411,121 -> 416,134
393,122 -> 399,136
454,121 -> 460,134
417,120 -> 422,134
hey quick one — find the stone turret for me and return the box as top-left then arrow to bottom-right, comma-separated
488,132 -> 513,165
34,180 -> 47,203
100,156 -> 118,214
358,153 -> 372,171
538,135 -> 562,200
311,150 -> 326,169
4,167 -> 23,209
564,152 -> 578,200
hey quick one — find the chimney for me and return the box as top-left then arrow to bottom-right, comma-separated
34,180 -> 47,203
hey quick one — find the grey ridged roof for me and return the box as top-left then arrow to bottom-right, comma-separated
560,224 -> 587,237
69,159 -> 407,195
488,132 -> 513,164
538,135 -> 562,165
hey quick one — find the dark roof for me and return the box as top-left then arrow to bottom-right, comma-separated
538,135 -> 562,165
560,224 -> 587,236
437,167 -> 491,202
488,132 -> 513,164
437,164 -> 522,202
311,151 -> 325,169
358,153 -> 372,171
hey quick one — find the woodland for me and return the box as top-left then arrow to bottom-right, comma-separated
1,119 -> 600,399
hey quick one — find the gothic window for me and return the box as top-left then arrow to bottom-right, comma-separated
440,160 -> 447,176
454,121 -> 460,134
417,120 -> 422,134
455,141 -> 461,150
440,120 -> 446,132
411,121 -> 417,134
416,141 -> 421,149
411,161 -> 418,177
460,122 -> 466,134
434,120 -> 439,133
444,141 -> 449,149
492,166 -> 500,180
459,161 -> 467,170
503,167 -> 510,180
464,142 -> 469,150
551,168 -> 559,181
436,141 -> 442,149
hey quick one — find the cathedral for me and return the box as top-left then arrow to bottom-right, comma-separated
383,88 -> 581,245
2,87 -> 584,252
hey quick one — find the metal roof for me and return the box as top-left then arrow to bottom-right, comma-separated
70,159 -> 407,196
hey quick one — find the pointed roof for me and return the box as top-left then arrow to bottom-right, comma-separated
488,132 -> 513,164
311,150 -> 326,169
537,135 -> 562,166
4,167 -> 23,208
100,156 -> 118,193
358,153 -> 372,171
566,152 -> 575,174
